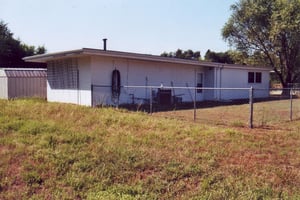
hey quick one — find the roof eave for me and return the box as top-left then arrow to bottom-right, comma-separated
23,48 -> 220,67
23,49 -> 85,63
81,48 -> 223,67
220,64 -> 272,71
23,48 -> 271,71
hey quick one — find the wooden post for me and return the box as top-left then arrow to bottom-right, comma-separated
249,87 -> 254,129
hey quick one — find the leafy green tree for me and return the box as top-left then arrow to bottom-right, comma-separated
175,49 -> 184,59
161,49 -> 201,60
35,46 -> 46,55
225,50 -> 266,66
222,0 -> 300,88
0,20 -> 46,66
204,49 -> 234,64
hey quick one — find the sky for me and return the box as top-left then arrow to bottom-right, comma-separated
0,0 -> 237,56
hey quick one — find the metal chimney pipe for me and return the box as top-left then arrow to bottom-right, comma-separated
103,38 -> 107,51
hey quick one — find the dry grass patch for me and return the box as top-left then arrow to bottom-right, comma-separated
0,99 -> 299,199
154,98 -> 300,127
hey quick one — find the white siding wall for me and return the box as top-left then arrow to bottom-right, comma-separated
218,68 -> 269,100
91,56 -> 205,105
47,84 -> 79,104
47,58 -> 92,106
78,57 -> 91,106
47,58 -> 80,105
0,69 -> 8,99
46,55 -> 270,106
203,68 -> 215,100
0,77 -> 8,99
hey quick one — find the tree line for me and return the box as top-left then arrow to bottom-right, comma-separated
160,49 -> 253,65
0,20 -> 46,67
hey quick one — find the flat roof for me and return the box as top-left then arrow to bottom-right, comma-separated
23,48 -> 271,71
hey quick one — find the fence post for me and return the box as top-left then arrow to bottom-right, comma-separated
150,87 -> 153,115
249,87 -> 254,129
194,86 -> 196,121
91,84 -> 94,107
290,88 -> 293,121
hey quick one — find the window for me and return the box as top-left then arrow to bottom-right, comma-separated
248,72 -> 262,83
48,59 -> 78,89
196,73 -> 203,93
255,72 -> 262,83
248,72 -> 255,83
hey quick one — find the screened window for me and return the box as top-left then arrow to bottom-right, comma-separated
47,59 -> 78,89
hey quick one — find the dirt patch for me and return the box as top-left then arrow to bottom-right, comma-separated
0,146 -> 27,197
216,125 -> 300,191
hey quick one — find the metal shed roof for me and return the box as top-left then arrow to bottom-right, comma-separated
4,69 -> 47,78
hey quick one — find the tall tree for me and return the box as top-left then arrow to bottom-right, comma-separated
161,49 -> 201,60
204,49 -> 234,64
0,20 -> 46,66
222,0 -> 300,88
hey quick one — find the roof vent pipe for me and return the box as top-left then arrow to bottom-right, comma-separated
103,38 -> 107,51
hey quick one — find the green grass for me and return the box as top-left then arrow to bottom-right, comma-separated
156,98 -> 300,127
0,99 -> 300,199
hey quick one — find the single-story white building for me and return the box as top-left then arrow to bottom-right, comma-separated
0,68 -> 47,99
23,48 -> 270,106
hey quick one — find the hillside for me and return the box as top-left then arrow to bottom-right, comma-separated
0,99 -> 299,199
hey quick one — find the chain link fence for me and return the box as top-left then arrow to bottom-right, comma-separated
92,85 -> 300,128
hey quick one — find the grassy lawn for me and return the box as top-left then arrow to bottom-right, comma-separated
155,98 -> 300,128
0,99 -> 300,199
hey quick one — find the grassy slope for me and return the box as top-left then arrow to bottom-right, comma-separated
0,99 -> 300,199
